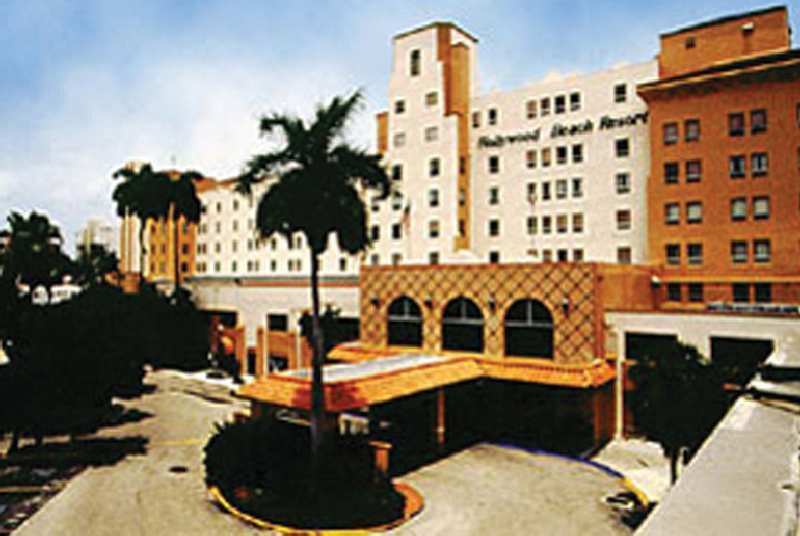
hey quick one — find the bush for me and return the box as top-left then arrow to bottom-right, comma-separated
204,418 -> 406,529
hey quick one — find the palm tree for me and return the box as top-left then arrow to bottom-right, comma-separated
236,90 -> 390,472
165,171 -> 202,293
112,164 -> 171,279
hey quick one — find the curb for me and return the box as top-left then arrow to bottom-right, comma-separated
209,481 -> 423,534
488,442 -> 650,507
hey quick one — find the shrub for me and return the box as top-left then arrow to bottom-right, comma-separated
204,418 -> 406,529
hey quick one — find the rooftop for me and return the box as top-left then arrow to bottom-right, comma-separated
393,21 -> 478,43
660,5 -> 786,38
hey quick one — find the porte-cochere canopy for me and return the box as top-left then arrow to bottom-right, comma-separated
504,299 -> 554,358
442,297 -> 484,353
387,296 -> 423,347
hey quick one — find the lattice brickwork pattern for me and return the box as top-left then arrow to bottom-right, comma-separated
360,263 -> 601,365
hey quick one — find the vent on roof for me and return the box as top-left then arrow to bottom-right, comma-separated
742,22 -> 755,33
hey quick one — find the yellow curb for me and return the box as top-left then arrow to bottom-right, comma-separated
209,481 -> 423,535
620,477 -> 650,508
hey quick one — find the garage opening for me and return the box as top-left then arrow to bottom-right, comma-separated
387,297 -> 423,346
442,297 -> 484,353
504,299 -> 553,358
711,336 -> 774,385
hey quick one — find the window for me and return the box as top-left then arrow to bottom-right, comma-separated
215,222 -> 221,233
394,99 -> 406,114
429,252 -> 439,265
370,254 -> 379,266
488,219 -> 500,237
542,182 -> 551,201
686,201 -> 703,224
526,99 -> 537,119
232,220 -> 239,232
429,220 -> 440,239
685,36 -> 696,49
555,95 -> 566,114
540,97 -> 550,116
572,144 -> 583,164
733,283 -> 750,303
573,249 -> 584,262
730,198 -> 747,221
556,179 -> 568,200
614,84 -> 627,103
751,109 -> 767,134
729,155 -> 746,178
391,191 -> 403,210
488,155 -> 500,174
753,196 -> 770,220
488,108 -> 498,126
556,146 -> 567,165
684,119 -> 700,142
391,253 -> 402,266
751,153 -> 768,176
572,177 -> 583,198
755,283 -> 772,303
216,201 -> 222,213
687,243 -> 703,265
526,149 -> 537,169
616,210 -> 631,230
214,242 -> 221,253
572,213 -> 584,233
617,247 -> 632,264
688,283 -> 704,303
615,138 -> 630,158
370,225 -> 380,241
429,157 -> 440,177
557,249 -> 568,262
488,186 -> 499,205
663,123 -> 678,145
542,250 -> 552,262
541,147 -> 551,167
231,261 -> 238,273
410,49 -> 420,76
270,259 -> 276,271
489,251 -> 500,264
428,189 -> 439,208
424,126 -> 438,142
556,214 -> 568,234
664,162 -> 679,184
527,216 -> 538,235
685,160 -> 702,182
392,164 -> 403,181
393,132 -> 406,148
731,241 -> 748,263
542,216 -> 552,234
616,172 -> 631,194
570,92 -> 581,111
754,239 -> 771,262
339,257 -> 347,272
527,183 -> 536,201
425,91 -> 438,107
666,244 -> 680,265
391,224 -> 402,240
472,111 -> 481,128
729,112 -> 744,136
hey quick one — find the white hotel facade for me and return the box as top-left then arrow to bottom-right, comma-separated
178,22 -> 659,347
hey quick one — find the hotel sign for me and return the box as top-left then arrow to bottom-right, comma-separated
476,111 -> 648,149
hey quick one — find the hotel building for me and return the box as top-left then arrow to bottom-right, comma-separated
123,7 -> 800,454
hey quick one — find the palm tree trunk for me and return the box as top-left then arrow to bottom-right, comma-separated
173,208 -> 180,294
309,250 -> 325,479
138,217 -> 146,284
670,449 -> 679,484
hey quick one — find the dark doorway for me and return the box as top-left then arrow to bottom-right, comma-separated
711,336 -> 774,385
247,349 -> 257,376
504,299 -> 554,358
387,297 -> 423,346
267,314 -> 288,332
442,297 -> 484,353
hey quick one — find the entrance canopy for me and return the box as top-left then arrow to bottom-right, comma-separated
237,348 -> 615,412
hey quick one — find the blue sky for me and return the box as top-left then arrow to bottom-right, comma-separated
0,1 -> 796,252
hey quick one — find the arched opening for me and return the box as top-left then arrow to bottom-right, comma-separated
387,296 -> 423,347
442,297 -> 484,353
504,299 -> 554,358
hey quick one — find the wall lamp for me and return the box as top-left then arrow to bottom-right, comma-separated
424,296 -> 434,309
561,298 -> 571,316
487,295 -> 497,312
370,295 -> 380,307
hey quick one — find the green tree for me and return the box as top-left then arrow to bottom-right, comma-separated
112,163 -> 171,277
629,341 -> 729,484
2,211 -> 71,302
74,244 -> 120,287
235,90 -> 390,473
165,171 -> 202,293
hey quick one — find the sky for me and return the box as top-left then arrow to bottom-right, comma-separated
0,0 -> 796,253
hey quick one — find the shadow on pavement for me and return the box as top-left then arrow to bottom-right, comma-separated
0,436 -> 149,469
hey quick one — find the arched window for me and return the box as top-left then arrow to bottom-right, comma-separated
387,297 -> 423,347
442,297 -> 484,353
504,300 -> 553,358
